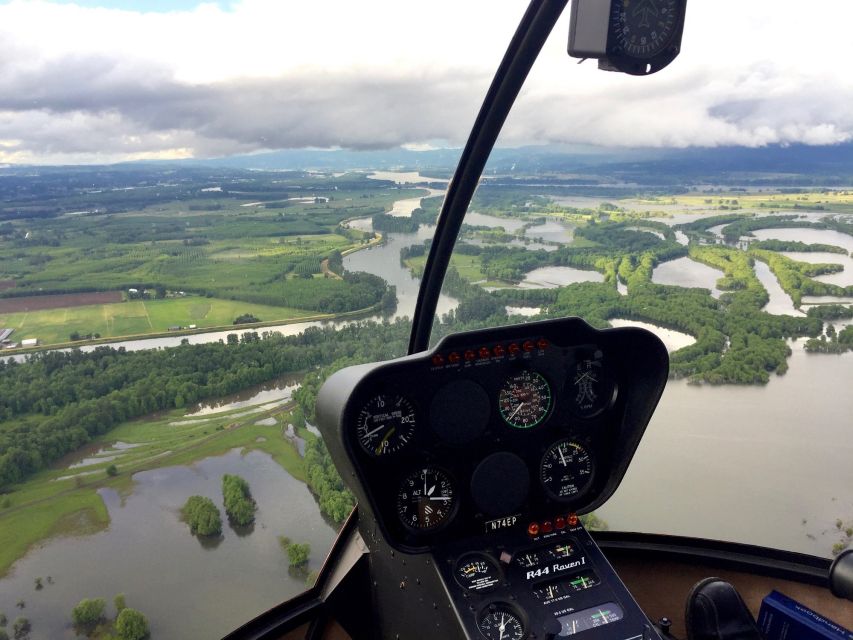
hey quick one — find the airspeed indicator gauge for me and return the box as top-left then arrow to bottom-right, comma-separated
356,394 -> 416,457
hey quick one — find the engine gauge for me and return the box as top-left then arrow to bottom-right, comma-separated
566,570 -> 601,592
356,394 -> 416,457
498,370 -> 552,429
545,542 -> 576,561
540,440 -> 594,501
478,604 -> 525,640
514,551 -> 540,569
454,554 -> 501,593
566,350 -> 615,419
396,467 -> 456,531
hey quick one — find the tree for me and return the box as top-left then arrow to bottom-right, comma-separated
114,593 -> 126,614
222,474 -> 256,526
287,543 -> 310,568
0,612 -> 6,626
33,578 -> 42,590
71,598 -> 105,630
181,496 -> 222,536
11,617 -> 29,640
106,464 -> 118,477
115,608 -> 149,640
0,628 -> 8,640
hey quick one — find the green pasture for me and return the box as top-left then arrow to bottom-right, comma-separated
0,296 -> 315,345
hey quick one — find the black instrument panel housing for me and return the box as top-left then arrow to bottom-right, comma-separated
316,317 -> 668,553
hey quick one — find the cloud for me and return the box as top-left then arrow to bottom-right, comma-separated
0,0 -> 851,163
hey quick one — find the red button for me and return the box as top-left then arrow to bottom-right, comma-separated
493,345 -> 505,357
448,352 -> 461,364
522,340 -> 535,352
537,338 -> 549,350
464,349 -> 476,361
527,522 -> 540,537
541,520 -> 553,534
508,343 -> 520,355
431,354 -> 444,366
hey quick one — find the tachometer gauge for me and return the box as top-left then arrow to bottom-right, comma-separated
396,467 -> 456,531
356,394 -> 416,457
498,371 -> 551,429
454,554 -> 501,593
540,440 -> 594,501
478,604 -> 525,640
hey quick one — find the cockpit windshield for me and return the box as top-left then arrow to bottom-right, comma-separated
0,2 -> 851,639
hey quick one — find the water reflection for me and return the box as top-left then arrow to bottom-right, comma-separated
652,257 -> 724,298
0,450 -> 336,640
518,266 -> 604,289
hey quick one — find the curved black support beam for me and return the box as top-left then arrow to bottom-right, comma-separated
407,0 -> 569,355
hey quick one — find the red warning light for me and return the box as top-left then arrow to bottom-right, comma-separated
431,354 -> 444,366
493,344 -> 505,357
478,347 -> 491,359
508,343 -> 520,355
464,349 -> 476,362
555,516 -> 566,530
541,520 -> 554,534
537,338 -> 549,350
522,340 -> 535,352
567,513 -> 579,527
448,352 -> 461,364
527,522 -> 540,537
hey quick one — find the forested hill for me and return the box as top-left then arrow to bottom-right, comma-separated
0,321 -> 412,490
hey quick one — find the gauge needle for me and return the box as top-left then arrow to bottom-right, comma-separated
374,427 -> 395,454
499,614 -> 506,640
572,620 -> 577,634
364,423 -> 386,438
559,446 -> 567,466
507,402 -> 525,421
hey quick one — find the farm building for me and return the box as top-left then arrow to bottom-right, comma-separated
21,338 -> 38,347
0,328 -> 13,342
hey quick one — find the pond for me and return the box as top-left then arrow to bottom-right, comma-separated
185,373 -> 303,417
607,319 -> 696,352
0,449 -> 336,640
652,257 -> 724,297
517,266 -> 605,289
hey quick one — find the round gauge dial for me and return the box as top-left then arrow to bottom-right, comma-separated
454,554 -> 501,593
478,604 -> 525,640
498,371 -> 552,429
540,440 -> 594,501
396,467 -> 456,531
610,0 -> 679,59
566,350 -> 615,419
356,394 -> 416,457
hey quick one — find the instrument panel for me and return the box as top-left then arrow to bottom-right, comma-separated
317,317 -> 668,553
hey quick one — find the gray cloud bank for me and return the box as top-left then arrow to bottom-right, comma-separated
0,50 -> 851,164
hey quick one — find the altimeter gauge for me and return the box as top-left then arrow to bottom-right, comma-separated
396,467 -> 456,530
498,371 -> 552,429
540,440 -> 595,501
356,394 -> 416,457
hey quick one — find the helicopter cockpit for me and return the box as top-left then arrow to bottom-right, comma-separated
221,1 -> 853,639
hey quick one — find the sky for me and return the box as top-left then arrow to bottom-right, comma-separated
0,0 -> 851,165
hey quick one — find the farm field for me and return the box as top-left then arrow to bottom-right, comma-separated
0,296 -> 316,345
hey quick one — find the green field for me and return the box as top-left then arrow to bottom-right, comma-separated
0,400 -> 309,576
0,296 -> 321,345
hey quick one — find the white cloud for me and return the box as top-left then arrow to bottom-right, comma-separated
0,0 -> 851,163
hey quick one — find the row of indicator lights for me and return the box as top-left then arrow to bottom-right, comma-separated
528,513 -> 579,537
431,338 -> 549,366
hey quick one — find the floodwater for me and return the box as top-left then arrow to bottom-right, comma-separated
0,450 -> 336,640
505,306 -> 541,317
518,266 -> 605,289
753,261 -> 804,316
607,319 -> 696,352
185,373 -> 303,417
652,257 -> 724,297
751,228 -> 853,254
781,252 -> 853,287
599,342 -> 853,558
367,171 -> 448,185
524,219 -> 574,244
464,211 -> 527,232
